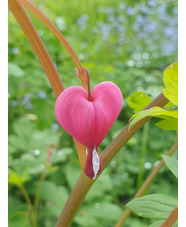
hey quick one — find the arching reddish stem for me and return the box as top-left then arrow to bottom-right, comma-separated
83,67 -> 92,101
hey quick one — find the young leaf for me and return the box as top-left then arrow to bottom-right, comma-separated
127,91 -> 152,113
129,107 -> 178,129
155,118 -> 178,130
162,155 -> 178,178
126,194 -> 177,219
8,169 -> 30,185
163,62 -> 178,106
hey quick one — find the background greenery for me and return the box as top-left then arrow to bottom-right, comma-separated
8,0 -> 178,226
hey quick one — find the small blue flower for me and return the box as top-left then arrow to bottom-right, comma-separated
38,90 -> 47,99
126,7 -> 135,16
52,123 -> 59,131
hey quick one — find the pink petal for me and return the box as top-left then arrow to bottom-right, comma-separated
55,86 -> 95,148
92,82 -> 123,146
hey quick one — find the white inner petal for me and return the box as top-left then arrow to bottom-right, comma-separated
86,148 -> 88,156
92,147 -> 100,180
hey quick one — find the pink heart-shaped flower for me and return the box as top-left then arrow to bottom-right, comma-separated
55,81 -> 123,179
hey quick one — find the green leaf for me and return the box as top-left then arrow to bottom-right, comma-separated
8,169 -> 30,185
64,161 -> 81,189
155,118 -> 178,130
28,181 -> 69,217
127,91 -> 152,113
149,220 -> 165,227
85,170 -> 112,201
27,180 -> 69,205
51,148 -> 73,164
8,196 -> 31,227
75,215 -> 99,227
149,220 -> 178,227
126,194 -> 177,219
163,62 -> 178,106
8,62 -> 25,78
78,202 -> 123,222
162,155 -> 178,178
129,107 -> 178,129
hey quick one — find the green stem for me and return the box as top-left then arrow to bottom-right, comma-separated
17,184 -> 36,227
56,93 -> 169,227
114,141 -> 178,227
33,145 -> 53,216
137,121 -> 150,189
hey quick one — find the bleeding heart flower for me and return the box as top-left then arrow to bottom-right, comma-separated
55,77 -> 123,179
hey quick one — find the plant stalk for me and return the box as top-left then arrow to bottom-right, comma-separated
160,204 -> 178,227
15,0 -> 88,91
17,184 -> 36,227
137,121 -> 150,189
8,0 -> 64,97
114,141 -> 178,227
56,93 -> 169,226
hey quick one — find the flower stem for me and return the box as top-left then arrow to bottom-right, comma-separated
56,93 -> 169,226
137,121 -> 150,189
33,145 -> 52,214
83,67 -> 92,101
8,0 -> 64,97
15,0 -> 88,91
160,204 -> 178,227
17,184 -> 36,227
114,141 -> 178,227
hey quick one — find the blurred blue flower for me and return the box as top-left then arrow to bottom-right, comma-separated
38,90 -> 47,99
126,7 -> 135,16
104,7 -> 114,14
11,47 -> 19,55
25,103 -> 33,110
108,15 -> 115,23
158,5 -> 168,21
136,15 -> 147,25
21,93 -> 33,109
162,43 -> 176,56
143,22 -> 157,33
118,2 -> 126,10
164,27 -> 176,37
101,24 -> 111,40
77,14 -> 89,26
81,42 -> 88,48
172,7 -> 178,15
117,25 -> 124,33
10,100 -> 18,106
147,0 -> 157,7
139,5 -> 149,14
52,123 -> 59,131
21,93 -> 31,105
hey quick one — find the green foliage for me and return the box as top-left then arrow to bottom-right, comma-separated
75,202 -> 123,226
129,61 -> 178,131
162,155 -> 178,179
163,62 -> 178,106
126,194 -> 178,226
129,106 -> 178,130
127,91 -> 152,113
149,220 -> 177,227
